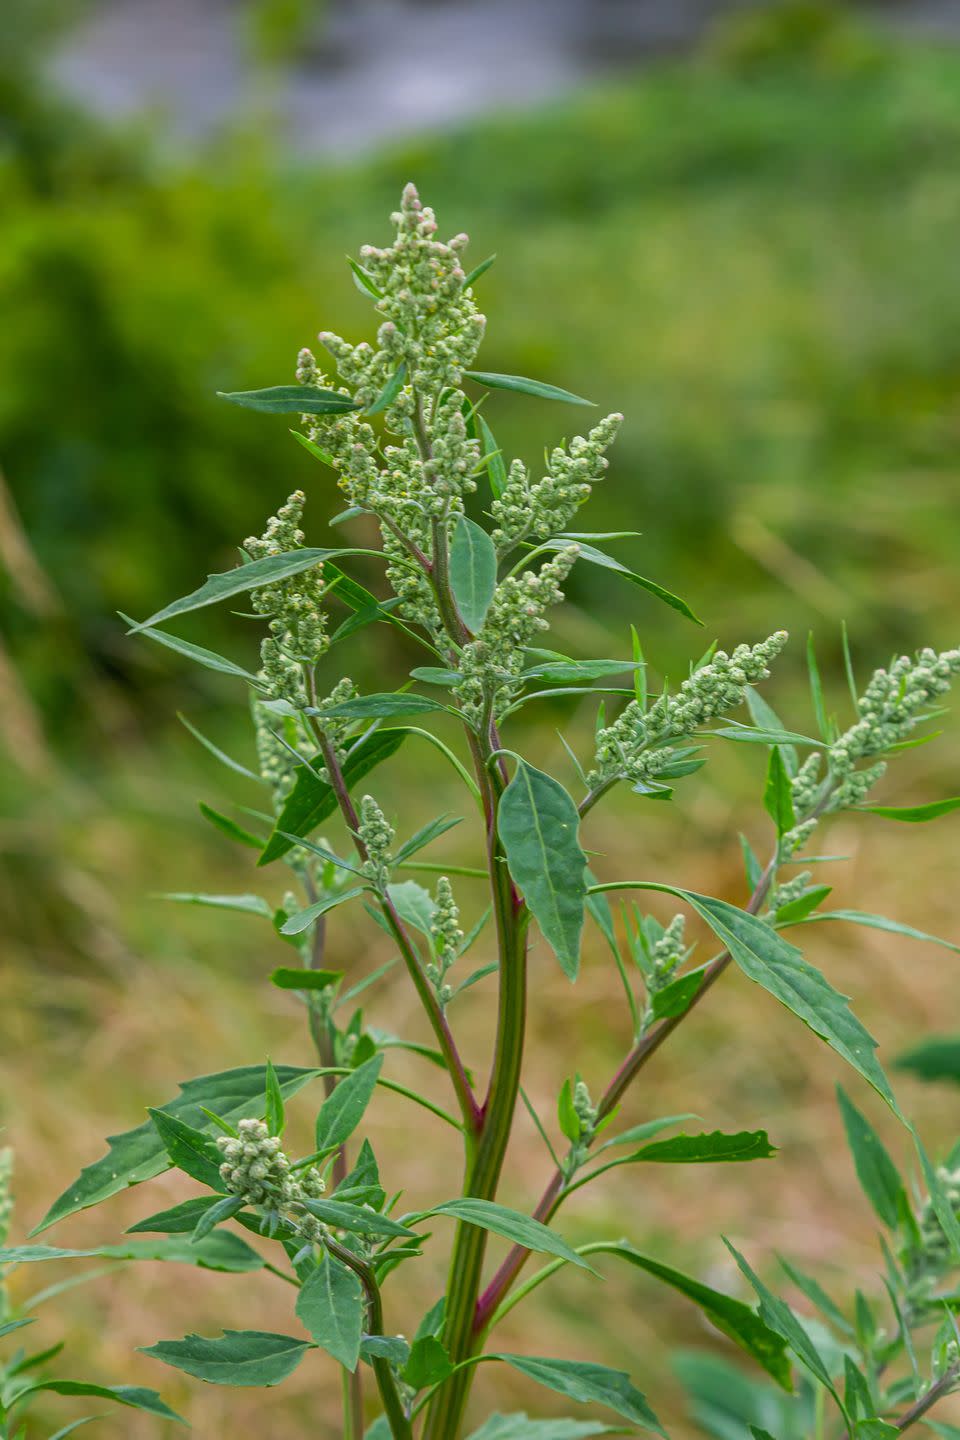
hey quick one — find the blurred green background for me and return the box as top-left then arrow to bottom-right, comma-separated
2,1 -> 960,1435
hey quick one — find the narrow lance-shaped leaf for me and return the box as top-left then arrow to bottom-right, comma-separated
280,885 -> 367,937
314,1055 -> 383,1155
764,746 -> 796,838
141,1329 -> 313,1387
464,371 -> 594,406
498,759 -> 587,980
537,539 -> 701,625
794,910 -> 960,954
449,516 -> 497,633
426,1198 -> 596,1272
264,1060 -> 285,1137
836,1085 -> 907,1230
857,798 -> 960,823
296,1251 -> 364,1371
466,1418 -> 622,1440
121,616 -> 260,683
148,1110 -> 225,1191
492,1355 -> 664,1435
218,384 -> 359,415
13,1381 -> 184,1423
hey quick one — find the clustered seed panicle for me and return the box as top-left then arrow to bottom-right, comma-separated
428,875 -> 463,1007
455,547 -> 580,724
589,632 -> 789,789
358,795 -> 395,889
491,413 -> 623,552
649,915 -> 686,988
217,1119 -> 327,1243
244,490 -> 328,704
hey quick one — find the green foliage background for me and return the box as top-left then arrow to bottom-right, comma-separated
2,4 -> 960,1435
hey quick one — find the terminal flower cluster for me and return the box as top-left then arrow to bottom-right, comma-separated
244,490 -> 328,704
357,795 -> 395,890
428,875 -> 463,1007
217,1119 -> 327,1242
589,631 -> 789,789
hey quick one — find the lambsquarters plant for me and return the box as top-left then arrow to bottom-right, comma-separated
4,185 -> 960,1440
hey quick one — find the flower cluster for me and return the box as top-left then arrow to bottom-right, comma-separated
910,1163 -> 960,1293
648,915 -> 686,988
491,413 -> 623,551
358,795 -> 394,889
428,876 -> 463,1006
589,632 -> 789,789
455,548 -> 579,723
769,872 -> 812,913
827,647 -> 960,811
217,1119 -> 327,1242
563,1080 -> 599,1178
244,491 -> 328,704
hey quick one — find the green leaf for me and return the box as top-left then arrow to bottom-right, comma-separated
13,1381 -> 184,1422
596,1244 -> 791,1388
426,1198 -> 595,1272
498,759 -> 587,980
395,815 -> 462,864
348,257 -> 383,298
401,1335 -> 453,1390
123,617 -> 259,682
270,967 -> 344,991
495,1355 -> 664,1434
836,1085 -> 906,1230
796,910 -> 959,954
141,1329 -> 312,1387
302,1198 -> 415,1240
129,548 -> 358,632
764,747 -> 796,838
466,1418 -> 621,1440
177,713 -> 263,782
538,539 -> 700,625
595,1115 -> 697,1153
650,966 -> 710,1021
855,1423 -> 898,1439
34,1064 -> 321,1233
0,1317 -> 35,1339
159,892 -> 273,919
522,659 -> 639,684
858,798 -> 960,822
48,1421 -> 99,1440
774,886 -> 832,924
478,415 -> 507,500
314,1056 -> 383,1155
318,693 -> 446,720
386,880 -> 436,938
147,1110 -> 225,1190
218,385 -> 358,415
724,1241 -> 844,1415
290,428 -> 337,466
779,1257 -> 853,1338
365,362 -> 407,417
361,1335 -> 410,1367
1,1235 -> 262,1274
710,726 -> 822,748
264,1060 -> 285,1137
280,885 -> 366,936
807,633 -> 830,739
663,887 -> 898,1116
198,802 -> 264,850
626,1129 -> 776,1164
462,255 -> 497,289
449,516 -> 497,633
191,1194 -> 247,1243
464,371 -> 594,406
895,1036 -> 960,1084
557,1078 -> 581,1143
296,1251 -> 363,1371
259,728 -> 409,865
916,1132 -> 960,1260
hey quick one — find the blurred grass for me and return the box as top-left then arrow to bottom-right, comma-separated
2,3 -> 960,1435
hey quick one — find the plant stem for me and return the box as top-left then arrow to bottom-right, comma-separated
893,1361 -> 960,1432
308,720 -> 482,1140
326,1239 -> 412,1440
475,852 -> 779,1329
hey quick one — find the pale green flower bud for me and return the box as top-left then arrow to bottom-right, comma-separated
358,795 -> 395,889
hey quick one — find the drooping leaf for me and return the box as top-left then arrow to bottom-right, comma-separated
296,1251 -> 363,1371
270,967 -> 344,991
198,803 -> 264,850
159,892 -> 273,919
13,1381 -> 184,1422
836,1086 -> 906,1230
449,516 -> 498,633
710,726 -> 821,748
124,617 -> 259,683
314,1056 -> 384,1155
595,1244 -> 791,1388
130,548 -> 362,632
498,760 -> 587,980
779,1257 -> 853,1338
259,728 -> 409,865
797,910 -> 960,954
858,798 -> 960,822
385,880 -> 436,938
426,1198 -> 594,1272
141,1329 -> 312,1387
177,713 -> 263,782
34,1065 -> 321,1233
218,385 -> 359,415
916,1133 -> 960,1260
464,371 -> 594,406
538,539 -> 700,624
401,1335 -> 453,1390
764,747 -> 796,838
724,1241 -> 844,1417
494,1355 -> 664,1434
280,886 -> 366,936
